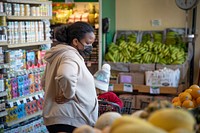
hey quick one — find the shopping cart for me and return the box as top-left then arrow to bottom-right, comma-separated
119,94 -> 134,114
98,100 -> 121,116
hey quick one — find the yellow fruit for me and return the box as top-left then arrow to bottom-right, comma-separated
111,124 -> 167,133
182,100 -> 194,108
196,97 -> 200,106
185,89 -> 192,94
189,84 -> 200,90
191,88 -> 200,99
173,101 -> 181,107
169,127 -> 195,133
102,126 -> 110,133
148,108 -> 196,131
192,99 -> 197,107
110,115 -> 152,132
94,112 -> 121,130
179,92 -> 192,102
172,97 -> 180,103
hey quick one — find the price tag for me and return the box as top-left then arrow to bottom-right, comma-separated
23,98 -> 27,103
108,84 -> 114,91
35,95 -> 39,100
29,97 -> 33,101
16,100 -> 21,105
123,84 -> 133,92
39,93 -> 43,98
9,102 -> 14,108
150,86 -> 160,94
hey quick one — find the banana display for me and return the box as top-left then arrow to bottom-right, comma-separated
105,40 -> 187,64
165,31 -> 187,51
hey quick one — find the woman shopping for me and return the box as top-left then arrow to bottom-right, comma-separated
41,22 -> 98,133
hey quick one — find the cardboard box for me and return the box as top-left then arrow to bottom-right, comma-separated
129,63 -> 155,72
153,95 -> 174,102
105,61 -> 129,72
118,72 -> 145,85
135,95 -> 154,109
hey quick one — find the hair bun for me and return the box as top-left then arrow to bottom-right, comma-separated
54,25 -> 70,43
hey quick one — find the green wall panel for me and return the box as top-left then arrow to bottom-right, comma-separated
102,0 -> 116,60
102,0 -> 115,45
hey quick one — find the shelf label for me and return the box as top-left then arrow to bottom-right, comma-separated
150,86 -> 160,94
35,95 -> 39,100
16,100 -> 21,105
123,84 -> 133,92
23,98 -> 27,103
29,97 -> 33,101
108,84 -> 114,91
39,93 -> 43,98
9,102 -> 13,108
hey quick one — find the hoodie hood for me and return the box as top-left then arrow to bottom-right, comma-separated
44,44 -> 81,63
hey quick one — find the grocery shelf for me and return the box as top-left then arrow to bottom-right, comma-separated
7,16 -> 52,20
0,91 -> 7,97
0,12 -> 6,16
6,110 -> 42,127
7,67 -> 45,77
5,0 -> 52,4
7,40 -> 52,48
0,110 -> 8,118
7,91 -> 44,103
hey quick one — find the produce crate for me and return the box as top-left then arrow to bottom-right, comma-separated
105,61 -> 129,72
113,30 -> 140,44
129,63 -> 155,72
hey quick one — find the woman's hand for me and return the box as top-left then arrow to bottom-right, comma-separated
55,95 -> 79,104
55,95 -> 70,104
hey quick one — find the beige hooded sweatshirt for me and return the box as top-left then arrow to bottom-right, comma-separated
42,44 -> 98,127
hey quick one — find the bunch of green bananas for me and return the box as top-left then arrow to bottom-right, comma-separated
127,34 -> 137,43
153,32 -> 163,43
141,33 -> 152,43
105,36 -> 186,65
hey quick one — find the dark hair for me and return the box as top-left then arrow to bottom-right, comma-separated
55,21 -> 94,44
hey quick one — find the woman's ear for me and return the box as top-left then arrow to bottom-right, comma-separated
72,38 -> 79,47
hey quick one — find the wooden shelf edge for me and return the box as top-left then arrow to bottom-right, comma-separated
5,0 -> 52,4
6,111 -> 42,127
7,16 -> 52,20
7,40 -> 52,48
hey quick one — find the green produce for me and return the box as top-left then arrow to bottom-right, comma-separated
127,34 -> 137,43
105,40 -> 187,65
153,32 -> 163,43
141,33 -> 151,43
